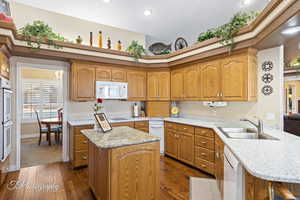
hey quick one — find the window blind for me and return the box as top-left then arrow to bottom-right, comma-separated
22,79 -> 63,121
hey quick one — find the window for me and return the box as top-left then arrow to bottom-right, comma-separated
22,79 -> 63,121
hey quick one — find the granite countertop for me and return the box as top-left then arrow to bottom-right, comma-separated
68,117 -> 150,126
81,126 -> 160,149
164,117 -> 300,184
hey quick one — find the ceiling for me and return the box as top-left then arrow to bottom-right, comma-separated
11,0 -> 269,45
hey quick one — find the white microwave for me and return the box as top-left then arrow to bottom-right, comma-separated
96,81 -> 128,99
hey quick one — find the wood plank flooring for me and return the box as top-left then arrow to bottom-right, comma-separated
0,156 -> 213,200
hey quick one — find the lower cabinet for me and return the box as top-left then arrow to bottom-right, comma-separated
70,121 -> 149,168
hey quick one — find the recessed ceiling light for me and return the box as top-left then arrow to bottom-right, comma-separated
103,0 -> 111,3
241,0 -> 252,6
281,26 -> 300,35
144,9 -> 152,16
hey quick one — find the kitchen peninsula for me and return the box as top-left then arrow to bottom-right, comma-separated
81,126 -> 160,200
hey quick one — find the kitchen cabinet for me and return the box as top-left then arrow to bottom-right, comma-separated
111,69 -> 127,82
171,69 -> 184,100
0,52 -> 9,79
215,134 -> 224,199
134,120 -> 149,133
200,60 -> 222,101
127,71 -> 147,101
69,125 -> 93,168
95,67 -> 111,81
71,63 -> 96,101
147,71 -> 170,100
184,65 -> 200,100
178,127 -> 195,165
112,122 -> 134,128
221,53 -> 257,101
165,128 -> 179,158
146,101 -> 170,117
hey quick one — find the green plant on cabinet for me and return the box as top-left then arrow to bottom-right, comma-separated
126,40 -> 146,61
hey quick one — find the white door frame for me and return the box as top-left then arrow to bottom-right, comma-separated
13,57 -> 69,170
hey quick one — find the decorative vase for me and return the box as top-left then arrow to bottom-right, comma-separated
98,31 -> 103,48
76,35 -> 83,44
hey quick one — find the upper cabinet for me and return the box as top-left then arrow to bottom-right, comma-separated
95,67 -> 111,81
112,69 -> 127,82
0,52 -> 9,79
147,71 -> 170,101
220,51 -> 257,101
200,60 -> 222,101
71,63 -> 96,101
171,69 -> 184,101
184,65 -> 200,100
127,71 -> 147,101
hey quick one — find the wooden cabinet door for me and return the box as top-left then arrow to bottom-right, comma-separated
165,129 -> 178,158
171,69 -> 184,100
215,135 -> 224,198
147,72 -> 160,100
184,65 -> 200,100
127,71 -> 147,101
96,67 -> 111,81
200,61 -> 221,101
221,55 -> 247,101
112,69 -> 127,82
178,132 -> 194,165
158,72 -> 170,100
0,52 -> 9,79
71,64 -> 95,101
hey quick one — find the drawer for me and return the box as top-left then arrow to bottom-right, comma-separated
74,125 -> 93,135
75,134 -> 88,151
195,136 -> 214,150
195,146 -> 215,162
74,150 -> 88,167
195,157 -> 215,175
165,122 -> 176,130
195,127 -> 215,138
176,124 -> 194,134
112,122 -> 134,128
134,121 -> 149,128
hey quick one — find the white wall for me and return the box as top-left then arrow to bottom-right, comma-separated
10,2 -> 146,50
179,46 -> 284,128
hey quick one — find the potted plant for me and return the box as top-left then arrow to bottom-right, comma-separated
126,40 -> 146,61
18,20 -> 67,49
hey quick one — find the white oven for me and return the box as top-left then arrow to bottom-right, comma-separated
96,81 -> 128,99
0,77 -> 12,161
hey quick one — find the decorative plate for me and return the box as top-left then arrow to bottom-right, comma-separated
262,61 -> 273,71
262,73 -> 273,84
262,85 -> 273,95
175,37 -> 188,51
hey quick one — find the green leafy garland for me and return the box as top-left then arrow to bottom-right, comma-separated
19,20 -> 67,49
197,11 -> 259,51
126,40 -> 146,61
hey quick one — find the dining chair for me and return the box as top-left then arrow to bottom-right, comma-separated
35,110 -> 57,145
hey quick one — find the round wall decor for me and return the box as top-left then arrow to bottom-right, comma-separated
262,73 -> 273,84
262,85 -> 273,96
262,61 -> 273,71
175,37 -> 188,51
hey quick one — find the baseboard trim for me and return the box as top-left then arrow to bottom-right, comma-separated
21,133 -> 39,139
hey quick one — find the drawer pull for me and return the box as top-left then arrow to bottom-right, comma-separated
201,164 -> 207,168
201,142 -> 207,144
183,128 -> 187,130
201,153 -> 206,156
82,156 -> 87,160
201,131 -> 206,133
83,141 -> 88,144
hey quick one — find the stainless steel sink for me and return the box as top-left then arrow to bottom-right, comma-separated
218,127 -> 279,140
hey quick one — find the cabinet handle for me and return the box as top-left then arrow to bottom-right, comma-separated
216,152 -> 219,158
201,153 -> 206,156
183,128 -> 187,130
201,164 -> 207,168
83,141 -> 88,144
201,141 -> 207,144
82,156 -> 87,160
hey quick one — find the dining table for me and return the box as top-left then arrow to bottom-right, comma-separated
41,117 -> 61,145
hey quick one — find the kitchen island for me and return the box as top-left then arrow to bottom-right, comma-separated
81,126 -> 160,200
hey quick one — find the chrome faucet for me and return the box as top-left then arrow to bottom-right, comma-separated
240,117 -> 264,136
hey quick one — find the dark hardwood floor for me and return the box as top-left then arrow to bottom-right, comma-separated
0,156 -> 213,200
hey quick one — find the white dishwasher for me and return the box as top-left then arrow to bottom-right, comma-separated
149,119 -> 164,154
224,147 -> 245,200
